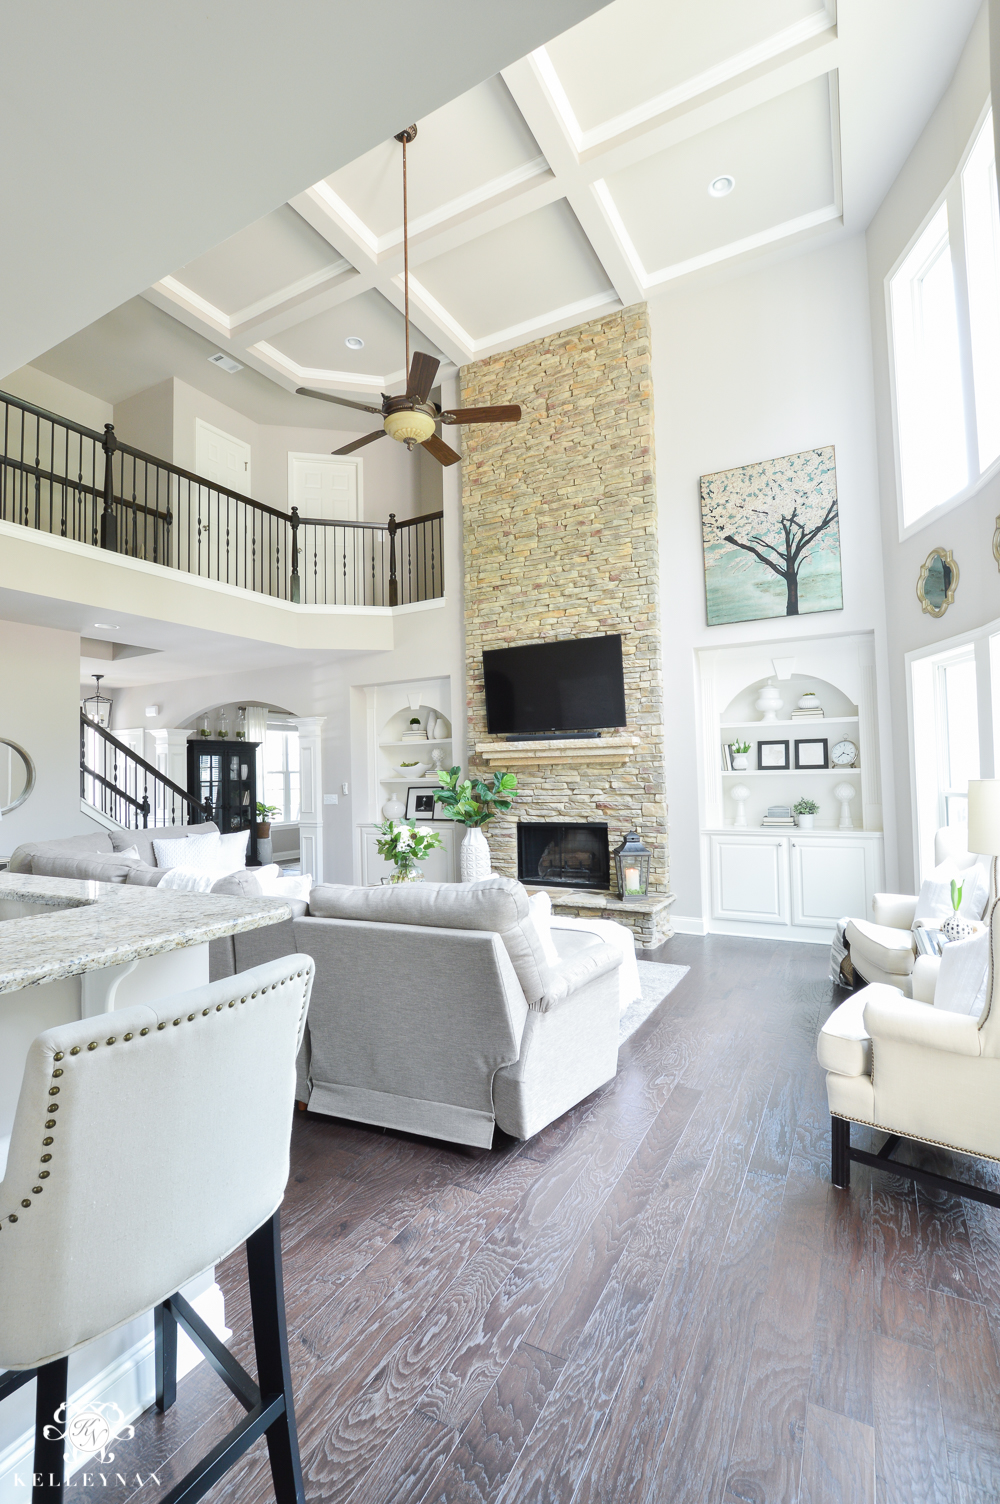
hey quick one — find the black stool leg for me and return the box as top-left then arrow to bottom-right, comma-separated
831,1114 -> 851,1189
155,1301 -> 177,1412
33,1356 -> 68,1502
246,1211 -> 305,1504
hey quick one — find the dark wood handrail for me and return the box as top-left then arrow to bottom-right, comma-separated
80,762 -> 148,815
81,714 -> 209,813
293,508 -> 444,530
0,388 -> 106,444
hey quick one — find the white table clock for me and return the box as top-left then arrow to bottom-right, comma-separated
831,739 -> 858,767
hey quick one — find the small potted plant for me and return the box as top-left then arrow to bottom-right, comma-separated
793,797 -> 819,829
942,877 -> 976,942
731,740 -> 751,771
435,767 -> 518,882
375,818 -> 443,883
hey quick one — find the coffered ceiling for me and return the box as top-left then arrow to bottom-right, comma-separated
31,0 -> 980,422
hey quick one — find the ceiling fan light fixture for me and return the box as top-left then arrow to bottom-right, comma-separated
384,409 -> 436,446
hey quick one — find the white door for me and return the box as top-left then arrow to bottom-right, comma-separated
288,454 -> 366,604
196,421 -> 251,496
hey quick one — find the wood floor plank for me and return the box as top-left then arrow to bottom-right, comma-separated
808,1161 -> 874,1425
931,1288 -> 1000,1493
873,1332 -> 952,1504
721,1166 -> 828,1504
798,1402 -> 875,1504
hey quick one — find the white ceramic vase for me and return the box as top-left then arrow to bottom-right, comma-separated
460,826 -> 491,883
943,913 -> 975,942
796,813 -> 814,829
732,753 -> 748,771
755,682 -> 783,721
382,794 -> 406,820
257,836 -> 272,865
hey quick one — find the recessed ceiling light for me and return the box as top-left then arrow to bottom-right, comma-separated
345,336 -> 365,350
93,623 -> 118,629
208,352 -> 243,373
709,175 -> 735,197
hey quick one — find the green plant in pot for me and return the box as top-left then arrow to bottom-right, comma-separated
942,877 -> 977,942
375,818 -> 443,883
255,802 -> 280,839
434,766 -> 518,882
793,797 -> 819,829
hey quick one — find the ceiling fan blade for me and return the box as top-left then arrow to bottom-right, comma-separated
421,432 -> 461,467
439,404 -> 521,425
296,387 -> 385,416
406,351 -> 440,403
333,429 -> 387,455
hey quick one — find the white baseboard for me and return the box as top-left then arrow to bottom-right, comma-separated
668,915 -> 708,936
0,1280 -> 229,1501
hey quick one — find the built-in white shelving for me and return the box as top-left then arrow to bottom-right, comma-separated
720,768 -> 861,777
720,716 -> 859,730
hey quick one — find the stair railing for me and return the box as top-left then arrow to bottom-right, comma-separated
0,389 -> 444,607
81,714 -> 212,830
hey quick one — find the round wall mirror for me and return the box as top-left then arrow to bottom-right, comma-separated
917,548 -> 959,617
0,739 -> 36,815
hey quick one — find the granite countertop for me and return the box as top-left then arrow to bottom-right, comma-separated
0,871 -> 291,993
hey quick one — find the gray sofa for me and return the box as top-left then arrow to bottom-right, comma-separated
217,876 -> 623,1148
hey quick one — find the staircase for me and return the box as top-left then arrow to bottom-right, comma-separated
81,713 -> 210,830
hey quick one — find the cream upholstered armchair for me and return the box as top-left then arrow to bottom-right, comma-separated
821,782 -> 1000,1208
845,826 -> 978,994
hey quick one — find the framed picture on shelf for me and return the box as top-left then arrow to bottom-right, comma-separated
758,740 -> 790,770
405,787 -> 438,821
794,737 -> 829,769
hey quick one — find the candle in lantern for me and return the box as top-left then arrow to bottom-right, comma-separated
624,865 -> 640,893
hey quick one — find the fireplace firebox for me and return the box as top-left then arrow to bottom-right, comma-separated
516,821 -> 610,891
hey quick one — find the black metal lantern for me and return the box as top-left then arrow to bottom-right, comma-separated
82,673 -> 113,729
612,830 -> 651,901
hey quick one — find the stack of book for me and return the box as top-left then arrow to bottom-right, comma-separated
791,706 -> 825,720
761,805 -> 795,827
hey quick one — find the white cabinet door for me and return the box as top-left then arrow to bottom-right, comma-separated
358,824 -> 458,885
710,836 -> 789,923
790,839 -> 873,927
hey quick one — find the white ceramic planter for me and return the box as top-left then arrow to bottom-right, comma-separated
796,814 -> 814,829
460,826 -> 491,883
732,753 -> 748,771
257,836 -> 273,864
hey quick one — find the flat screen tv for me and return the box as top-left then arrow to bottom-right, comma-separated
483,635 -> 626,736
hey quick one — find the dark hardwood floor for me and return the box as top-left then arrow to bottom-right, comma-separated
73,934 -> 1000,1502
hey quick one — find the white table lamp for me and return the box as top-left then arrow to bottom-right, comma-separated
968,780 -> 1000,901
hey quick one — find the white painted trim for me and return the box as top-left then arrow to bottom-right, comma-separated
531,5 -> 836,155
251,341 -> 399,389
157,257 -> 351,334
311,158 -> 552,259
403,274 -> 618,356
592,179 -> 841,289
390,595 -> 447,615
668,914 -> 708,936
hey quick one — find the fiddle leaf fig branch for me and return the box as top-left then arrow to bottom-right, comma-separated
434,766 -> 518,828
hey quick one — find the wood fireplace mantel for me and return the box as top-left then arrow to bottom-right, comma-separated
475,735 -> 640,767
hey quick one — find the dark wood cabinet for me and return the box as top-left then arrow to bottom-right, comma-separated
187,739 -> 260,864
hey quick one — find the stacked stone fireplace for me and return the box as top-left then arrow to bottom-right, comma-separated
460,305 -> 670,933
517,821 -> 610,891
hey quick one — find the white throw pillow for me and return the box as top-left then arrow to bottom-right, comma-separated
527,891 -> 561,966
913,858 -> 990,924
935,928 -> 990,1017
215,829 -> 250,876
153,831 -> 221,872
117,845 -> 141,862
254,868 -> 313,902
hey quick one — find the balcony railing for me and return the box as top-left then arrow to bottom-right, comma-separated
0,389 -> 444,607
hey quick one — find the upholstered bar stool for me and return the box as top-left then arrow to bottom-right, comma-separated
0,953 -> 314,1503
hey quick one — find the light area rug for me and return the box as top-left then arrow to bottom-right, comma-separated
620,961 -> 690,1044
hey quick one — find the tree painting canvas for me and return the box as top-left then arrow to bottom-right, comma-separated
700,446 -> 842,625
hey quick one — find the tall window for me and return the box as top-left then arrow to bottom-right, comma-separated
963,112 -> 1000,471
936,652 -> 979,830
263,725 -> 300,824
889,109 -> 1000,531
890,205 -> 967,524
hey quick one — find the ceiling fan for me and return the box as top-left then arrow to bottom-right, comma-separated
296,125 -> 521,466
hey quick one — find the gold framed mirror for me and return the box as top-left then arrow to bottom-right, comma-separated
0,739 -> 35,815
917,548 -> 959,617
